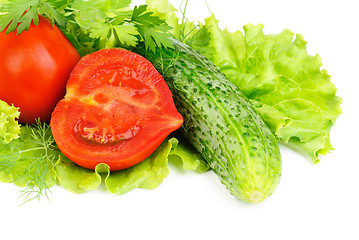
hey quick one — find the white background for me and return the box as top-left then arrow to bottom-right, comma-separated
1,0 -> 358,239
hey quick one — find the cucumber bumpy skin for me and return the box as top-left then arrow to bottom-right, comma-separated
135,39 -> 281,203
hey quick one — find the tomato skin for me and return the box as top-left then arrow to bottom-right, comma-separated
0,15 -> 80,123
50,48 -> 183,171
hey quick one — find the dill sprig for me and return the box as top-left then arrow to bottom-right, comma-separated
0,120 -> 60,204
174,0 -> 212,55
155,50 -> 180,78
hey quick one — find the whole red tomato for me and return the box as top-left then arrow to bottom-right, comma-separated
0,15 -> 80,123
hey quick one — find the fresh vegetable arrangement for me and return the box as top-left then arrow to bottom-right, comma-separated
0,0 -> 341,203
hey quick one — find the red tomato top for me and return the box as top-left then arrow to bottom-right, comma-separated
0,15 -> 80,123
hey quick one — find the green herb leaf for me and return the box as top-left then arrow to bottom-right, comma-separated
0,0 -> 66,34
64,1 -> 173,52
132,5 -> 173,51
1,0 -> 173,53
112,22 -> 138,46
0,0 -> 32,34
146,0 -> 180,36
64,0 -> 139,50
0,122 -> 58,203
145,0 -> 210,53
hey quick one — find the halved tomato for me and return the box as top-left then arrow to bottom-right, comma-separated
50,48 -> 183,171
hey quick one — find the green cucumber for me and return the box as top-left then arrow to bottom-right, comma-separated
135,39 -> 281,203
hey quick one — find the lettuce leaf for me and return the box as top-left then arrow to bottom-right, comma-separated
168,137 -> 209,172
0,99 -> 20,144
104,139 -> 173,195
55,137 -> 208,195
105,137 -> 208,195
54,156 -> 102,194
202,16 -> 342,162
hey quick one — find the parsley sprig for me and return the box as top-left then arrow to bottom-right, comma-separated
132,5 -> 173,52
0,0 -> 173,54
0,0 -> 67,34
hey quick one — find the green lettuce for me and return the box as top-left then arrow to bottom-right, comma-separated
201,17 -> 342,163
146,0 -> 342,163
0,99 -> 20,144
54,156 -> 102,194
55,137 -> 208,195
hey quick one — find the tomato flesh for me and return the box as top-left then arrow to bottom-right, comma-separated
50,48 -> 183,171
0,15 -> 80,123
